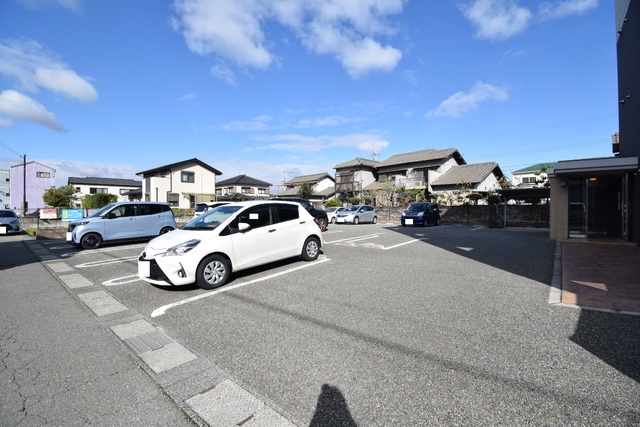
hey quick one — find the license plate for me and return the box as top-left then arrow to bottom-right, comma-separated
66,232 -> 72,241
0,227 -> 6,234
405,219 -> 413,225
138,260 -> 150,278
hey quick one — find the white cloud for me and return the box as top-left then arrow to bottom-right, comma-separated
296,115 -> 361,128
252,131 -> 389,153
210,63 -> 237,85
426,81 -> 509,118
0,90 -> 66,131
172,0 -> 274,69
538,0 -> 598,21
0,38 -> 97,102
34,68 -> 97,102
218,114 -> 273,131
460,0 -> 532,40
171,0 -> 405,80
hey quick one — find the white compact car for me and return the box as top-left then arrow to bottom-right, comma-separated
138,200 -> 323,290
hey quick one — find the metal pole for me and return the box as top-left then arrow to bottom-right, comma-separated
22,154 -> 26,216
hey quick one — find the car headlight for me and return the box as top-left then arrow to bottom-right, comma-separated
75,221 -> 90,226
162,239 -> 200,256
416,212 -> 424,216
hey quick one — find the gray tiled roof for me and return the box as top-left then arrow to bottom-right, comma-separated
136,158 -> 222,176
377,148 -> 462,168
284,172 -> 333,185
216,174 -> 272,187
68,177 -> 142,187
334,157 -> 380,169
432,162 -> 503,186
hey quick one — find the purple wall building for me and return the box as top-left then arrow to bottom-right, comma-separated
10,160 -> 56,215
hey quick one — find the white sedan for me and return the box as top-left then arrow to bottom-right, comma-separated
138,200 -> 323,289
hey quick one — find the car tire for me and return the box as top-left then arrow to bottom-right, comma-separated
196,254 -> 231,290
354,216 -> 360,225
435,218 -> 440,226
317,217 -> 328,232
81,233 -> 102,249
301,237 -> 320,261
159,227 -> 173,235
330,217 -> 336,224
372,216 -> 377,224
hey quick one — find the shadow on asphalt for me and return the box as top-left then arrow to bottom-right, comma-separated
309,384 -> 357,427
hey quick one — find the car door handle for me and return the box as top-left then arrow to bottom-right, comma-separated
268,228 -> 277,233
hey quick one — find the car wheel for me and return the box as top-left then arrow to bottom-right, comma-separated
372,216 -> 377,224
301,237 -> 320,261
330,217 -> 336,224
317,217 -> 328,232
196,254 -> 230,290
354,216 -> 360,225
81,233 -> 102,249
435,218 -> 440,226
159,227 -> 173,235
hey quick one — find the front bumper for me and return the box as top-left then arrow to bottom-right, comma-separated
138,251 -> 196,286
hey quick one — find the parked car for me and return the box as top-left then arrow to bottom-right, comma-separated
0,209 -> 21,234
66,202 -> 177,249
401,202 -> 440,226
325,206 -> 345,224
138,200 -> 323,290
269,197 -> 329,231
194,201 -> 230,217
335,205 -> 377,224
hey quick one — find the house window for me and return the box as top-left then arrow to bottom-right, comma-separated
216,189 -> 222,195
258,188 -> 267,194
167,192 -> 180,206
90,187 -> 108,194
223,188 -> 229,195
241,187 -> 251,194
119,189 -> 129,195
181,171 -> 195,183
36,172 -> 50,178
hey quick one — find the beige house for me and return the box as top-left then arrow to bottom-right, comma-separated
136,158 -> 222,209
68,177 -> 142,203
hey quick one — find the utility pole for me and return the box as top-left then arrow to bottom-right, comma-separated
22,154 -> 27,217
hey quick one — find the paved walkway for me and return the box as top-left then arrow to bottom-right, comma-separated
559,240 -> 640,315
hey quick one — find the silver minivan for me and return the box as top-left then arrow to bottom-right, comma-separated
66,202 -> 176,249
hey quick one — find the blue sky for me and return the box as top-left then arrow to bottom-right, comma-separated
0,0 -> 618,190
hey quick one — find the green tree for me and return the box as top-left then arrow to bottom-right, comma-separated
82,193 -> 117,208
42,185 -> 78,207
297,183 -> 314,200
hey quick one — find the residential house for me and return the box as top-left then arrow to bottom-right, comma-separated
136,158 -> 222,209
68,177 -> 142,203
334,157 -> 379,201
10,160 -> 56,215
373,148 -> 466,197
0,169 -> 9,209
431,162 -> 505,205
275,172 -> 336,206
549,0 -> 639,242
215,174 -> 272,200
511,163 -> 554,188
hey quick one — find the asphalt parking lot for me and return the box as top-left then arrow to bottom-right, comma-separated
7,224 -> 640,425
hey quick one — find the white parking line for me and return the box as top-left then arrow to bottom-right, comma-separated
59,244 -> 145,258
324,234 -> 380,244
382,238 -> 428,250
103,275 -> 141,286
75,256 -> 138,268
151,258 -> 331,318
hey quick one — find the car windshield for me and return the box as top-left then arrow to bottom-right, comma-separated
326,207 -> 338,212
89,203 -> 118,218
0,211 -> 16,218
194,204 -> 209,213
181,205 -> 243,230
344,206 -> 361,212
407,203 -> 427,212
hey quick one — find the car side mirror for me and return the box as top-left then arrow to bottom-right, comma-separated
106,212 -> 116,219
238,222 -> 251,232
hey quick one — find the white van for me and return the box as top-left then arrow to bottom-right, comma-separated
66,202 -> 176,249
